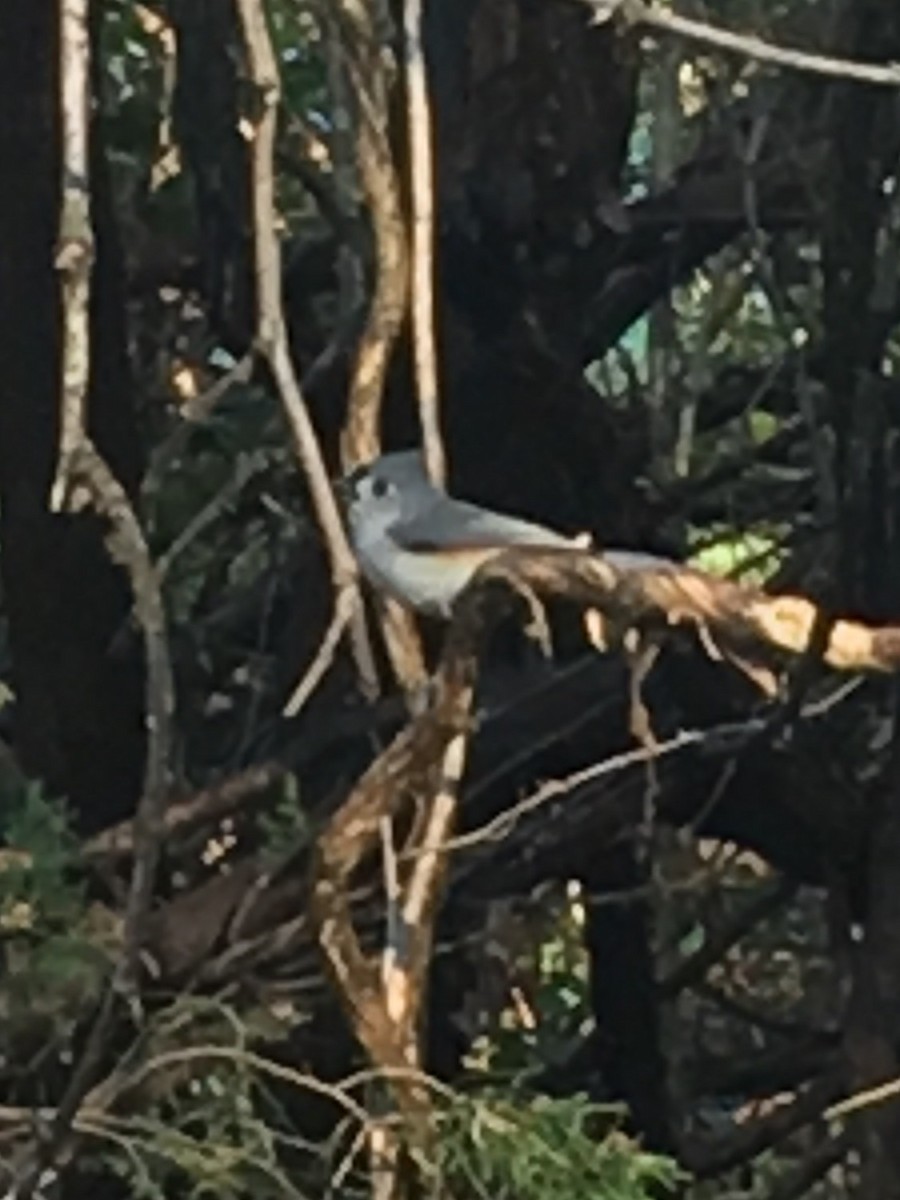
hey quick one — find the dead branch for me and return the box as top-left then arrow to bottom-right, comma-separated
11,438 -> 178,1200
188,714 -> 754,992
12,6 -> 175,1193
333,0 -> 427,700
336,0 -> 408,468
69,444 -> 175,977
403,0 -> 444,486
683,1072 -> 842,1178
235,0 -> 378,707
309,539 -> 900,1169
147,352 -> 254,486
181,659 -> 854,1001
468,549 -> 900,674
437,726 -> 718,857
826,1075 -> 900,1120
82,761 -> 287,868
310,604 -> 482,1143
156,446 -> 268,581
283,583 -> 358,716
50,0 -> 93,512
592,0 -> 900,87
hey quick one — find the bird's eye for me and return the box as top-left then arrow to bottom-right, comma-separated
371,477 -> 390,499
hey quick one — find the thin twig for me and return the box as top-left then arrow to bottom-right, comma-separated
826,1075 -> 900,1121
235,0 -> 378,707
137,3 -> 180,191
146,353 -> 254,486
282,583 -> 357,716
156,447 -> 268,581
437,725 -> 711,856
403,0 -> 444,485
591,0 -> 900,87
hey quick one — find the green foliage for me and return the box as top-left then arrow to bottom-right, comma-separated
474,895 -> 590,1076
434,1089 -> 684,1200
688,525 -> 786,583
92,997 -> 324,1200
0,781 -> 82,926
101,1078 -> 306,1200
0,781 -> 108,1054
256,774 -> 310,864
78,992 -> 683,1200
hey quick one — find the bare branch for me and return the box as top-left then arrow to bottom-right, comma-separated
826,1076 -> 900,1121
11,440 -> 178,1200
337,0 -> 408,468
403,0 -> 444,486
310,536 -> 900,1159
147,353 -> 254,485
592,0 -> 900,87
50,0 -> 93,512
72,444 -> 175,981
282,583 -> 357,716
684,1072 -> 842,1178
235,0 -> 378,706
465,548 -> 900,675
12,9 -> 176,1193
156,446 -> 267,581
438,726 -> 714,856
332,0 -> 427,699
82,762 -> 287,868
311,635 -> 479,1137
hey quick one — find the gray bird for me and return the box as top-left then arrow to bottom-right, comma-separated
341,449 -> 669,617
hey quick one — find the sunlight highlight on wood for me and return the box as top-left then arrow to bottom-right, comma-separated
590,0 -> 900,87
51,0 -> 93,512
236,0 -> 378,707
404,0 -> 445,486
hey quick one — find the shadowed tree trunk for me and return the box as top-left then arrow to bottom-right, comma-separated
0,3 -> 145,832
582,844 -> 673,1152
816,0 -> 900,1191
418,0 -> 648,541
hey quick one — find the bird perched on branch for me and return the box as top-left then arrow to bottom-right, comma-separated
340,448 -> 668,617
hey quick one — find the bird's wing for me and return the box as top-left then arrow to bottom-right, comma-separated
389,495 -> 575,553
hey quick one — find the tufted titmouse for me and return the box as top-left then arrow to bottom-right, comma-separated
341,449 -> 670,616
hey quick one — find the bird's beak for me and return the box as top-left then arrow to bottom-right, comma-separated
334,463 -> 368,505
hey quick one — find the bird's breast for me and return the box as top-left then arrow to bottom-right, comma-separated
355,537 -> 496,616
